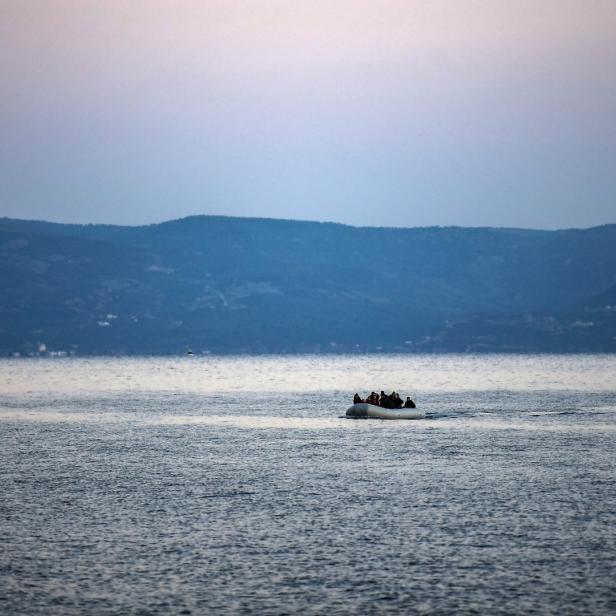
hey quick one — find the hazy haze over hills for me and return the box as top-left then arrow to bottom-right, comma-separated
1,216 -> 615,355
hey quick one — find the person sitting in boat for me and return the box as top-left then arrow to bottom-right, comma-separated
353,393 -> 362,404
404,396 -> 416,408
380,391 -> 393,409
388,392 -> 401,408
391,392 -> 403,408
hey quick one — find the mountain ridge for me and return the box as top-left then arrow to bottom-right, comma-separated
3,214 -> 615,233
1,215 -> 615,355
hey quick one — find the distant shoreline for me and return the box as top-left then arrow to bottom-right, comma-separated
2,216 -> 615,356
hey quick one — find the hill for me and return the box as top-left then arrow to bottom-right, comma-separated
1,216 -> 615,355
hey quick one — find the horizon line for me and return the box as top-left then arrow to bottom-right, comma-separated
1,213 -> 615,234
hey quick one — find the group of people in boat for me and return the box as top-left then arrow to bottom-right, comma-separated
353,391 -> 416,409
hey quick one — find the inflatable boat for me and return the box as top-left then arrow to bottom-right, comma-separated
346,402 -> 425,420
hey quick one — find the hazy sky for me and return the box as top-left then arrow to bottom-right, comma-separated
1,0 -> 615,228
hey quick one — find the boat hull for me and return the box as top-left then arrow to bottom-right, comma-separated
346,402 -> 425,420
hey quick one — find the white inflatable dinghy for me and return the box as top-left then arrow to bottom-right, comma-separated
346,402 -> 425,420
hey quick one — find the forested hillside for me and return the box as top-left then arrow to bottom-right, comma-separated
1,216 -> 615,355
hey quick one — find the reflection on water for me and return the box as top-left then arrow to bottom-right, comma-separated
2,411 -> 616,435
1,355 -> 616,615
2,353 -> 616,396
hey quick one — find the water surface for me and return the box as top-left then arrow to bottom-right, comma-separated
1,355 -> 615,614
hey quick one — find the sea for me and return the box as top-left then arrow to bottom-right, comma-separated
1,354 -> 615,615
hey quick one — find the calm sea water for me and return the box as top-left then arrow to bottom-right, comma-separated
1,354 -> 615,615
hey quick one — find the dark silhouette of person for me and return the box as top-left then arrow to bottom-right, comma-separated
404,396 -> 416,408
380,390 -> 393,409
353,393 -> 362,404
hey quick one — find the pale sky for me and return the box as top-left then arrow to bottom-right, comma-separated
1,0 -> 615,228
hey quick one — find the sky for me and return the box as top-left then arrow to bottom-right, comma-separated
1,0 -> 615,229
